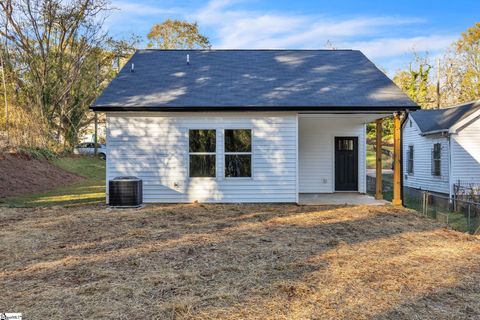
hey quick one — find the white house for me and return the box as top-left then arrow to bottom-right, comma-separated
91,49 -> 417,204
403,101 -> 480,197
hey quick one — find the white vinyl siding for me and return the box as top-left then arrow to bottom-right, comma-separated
451,115 -> 480,185
402,117 -> 450,194
106,112 -> 297,203
298,115 -> 366,193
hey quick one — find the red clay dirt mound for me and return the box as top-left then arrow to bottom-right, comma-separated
0,152 -> 81,198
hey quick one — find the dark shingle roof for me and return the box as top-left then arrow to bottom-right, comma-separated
92,49 -> 417,111
409,101 -> 480,134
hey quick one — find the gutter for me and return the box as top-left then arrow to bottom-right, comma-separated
448,134 -> 453,199
91,105 -> 420,113
420,129 -> 449,136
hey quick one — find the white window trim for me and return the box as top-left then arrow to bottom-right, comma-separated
407,145 -> 414,175
223,129 -> 254,180
187,129 -> 217,179
431,143 -> 442,177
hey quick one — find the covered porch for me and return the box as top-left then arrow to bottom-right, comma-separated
297,112 -> 402,205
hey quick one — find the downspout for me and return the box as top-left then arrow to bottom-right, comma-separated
448,133 -> 453,199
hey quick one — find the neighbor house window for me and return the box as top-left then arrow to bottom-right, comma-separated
407,145 -> 414,174
189,130 -> 216,177
224,129 -> 252,177
431,143 -> 441,176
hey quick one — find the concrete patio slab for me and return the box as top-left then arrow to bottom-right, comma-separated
299,193 -> 389,205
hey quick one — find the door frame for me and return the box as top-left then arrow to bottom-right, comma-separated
333,136 -> 359,192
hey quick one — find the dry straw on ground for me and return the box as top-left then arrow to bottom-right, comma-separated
1,203 -> 479,319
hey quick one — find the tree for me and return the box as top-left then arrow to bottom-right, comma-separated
147,19 -> 211,49
393,53 -> 437,109
0,0 -> 137,149
452,22 -> 480,103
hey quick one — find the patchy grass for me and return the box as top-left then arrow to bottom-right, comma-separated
3,157 -> 105,207
0,203 -> 479,319
366,145 -> 393,169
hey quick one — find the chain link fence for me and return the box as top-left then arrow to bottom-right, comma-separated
366,174 -> 393,201
367,175 -> 480,234
404,187 -> 480,234
454,181 -> 480,203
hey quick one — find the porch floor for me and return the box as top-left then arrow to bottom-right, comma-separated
299,193 -> 389,206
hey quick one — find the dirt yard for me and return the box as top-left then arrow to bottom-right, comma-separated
1,204 -> 479,319
0,153 -> 81,198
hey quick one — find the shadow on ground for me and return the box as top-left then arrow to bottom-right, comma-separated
0,203 -> 479,319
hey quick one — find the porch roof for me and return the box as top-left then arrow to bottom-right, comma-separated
92,49 -> 418,112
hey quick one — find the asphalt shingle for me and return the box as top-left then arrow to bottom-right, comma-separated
92,49 -> 417,111
409,101 -> 480,134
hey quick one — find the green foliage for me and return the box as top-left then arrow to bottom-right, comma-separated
0,0 -> 137,150
366,117 -> 394,145
393,56 -> 433,108
394,22 -> 480,109
147,19 -> 211,49
366,146 -> 393,170
455,22 -> 480,102
18,147 -> 56,160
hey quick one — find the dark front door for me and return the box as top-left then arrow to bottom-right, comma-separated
335,137 -> 358,191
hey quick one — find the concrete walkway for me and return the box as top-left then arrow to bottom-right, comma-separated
299,193 -> 389,205
366,169 -> 393,177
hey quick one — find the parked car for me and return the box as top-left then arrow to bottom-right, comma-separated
73,142 -> 106,160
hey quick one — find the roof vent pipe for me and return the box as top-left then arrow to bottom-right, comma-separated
131,63 -> 135,72
187,54 -> 190,65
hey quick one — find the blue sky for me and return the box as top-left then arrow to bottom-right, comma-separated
105,0 -> 480,75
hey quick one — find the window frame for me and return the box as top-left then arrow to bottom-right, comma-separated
431,143 -> 441,177
223,128 -> 253,179
188,129 -> 217,179
407,145 -> 414,175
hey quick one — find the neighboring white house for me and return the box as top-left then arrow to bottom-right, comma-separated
403,101 -> 480,197
91,49 -> 417,204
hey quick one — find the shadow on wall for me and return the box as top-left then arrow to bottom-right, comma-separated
109,114 -> 291,202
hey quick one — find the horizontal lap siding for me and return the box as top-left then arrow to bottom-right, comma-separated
106,112 -> 297,203
402,117 -> 450,194
451,117 -> 480,185
298,116 -> 366,193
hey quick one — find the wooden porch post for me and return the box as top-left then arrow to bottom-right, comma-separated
94,112 -> 98,156
392,112 -> 402,206
375,118 -> 383,199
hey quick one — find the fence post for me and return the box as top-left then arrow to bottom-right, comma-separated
468,204 -> 471,234
425,192 -> 429,217
422,192 -> 425,215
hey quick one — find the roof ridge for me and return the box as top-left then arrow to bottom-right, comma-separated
136,48 -> 357,52
442,99 -> 480,110
415,100 -> 480,113
410,100 -> 480,134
